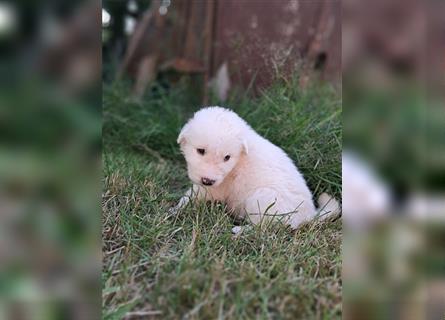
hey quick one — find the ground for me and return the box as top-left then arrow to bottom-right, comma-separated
102,76 -> 342,319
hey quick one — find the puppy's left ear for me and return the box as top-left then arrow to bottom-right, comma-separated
242,139 -> 249,154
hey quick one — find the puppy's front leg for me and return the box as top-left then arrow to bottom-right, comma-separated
168,184 -> 208,216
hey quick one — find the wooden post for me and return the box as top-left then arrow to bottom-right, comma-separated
203,0 -> 216,105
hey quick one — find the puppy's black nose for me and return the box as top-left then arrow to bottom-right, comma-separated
201,177 -> 215,186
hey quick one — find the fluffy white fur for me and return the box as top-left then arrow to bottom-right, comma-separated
172,107 -> 339,233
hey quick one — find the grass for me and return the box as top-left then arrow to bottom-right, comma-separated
102,75 -> 342,319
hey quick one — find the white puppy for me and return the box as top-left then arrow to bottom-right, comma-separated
171,107 -> 339,233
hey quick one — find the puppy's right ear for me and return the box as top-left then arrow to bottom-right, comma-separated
177,124 -> 189,145
242,138 -> 249,154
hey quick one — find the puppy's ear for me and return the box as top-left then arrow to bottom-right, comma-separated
242,138 -> 249,154
177,124 -> 189,145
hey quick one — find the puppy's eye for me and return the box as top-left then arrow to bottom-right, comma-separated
197,148 -> 205,155
224,155 -> 231,162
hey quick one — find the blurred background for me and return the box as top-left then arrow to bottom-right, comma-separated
0,0 -> 101,319
342,0 -> 445,319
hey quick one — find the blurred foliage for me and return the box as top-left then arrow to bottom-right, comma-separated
0,73 -> 101,319
344,78 -> 445,195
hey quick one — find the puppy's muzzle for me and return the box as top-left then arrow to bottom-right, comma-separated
201,177 -> 215,186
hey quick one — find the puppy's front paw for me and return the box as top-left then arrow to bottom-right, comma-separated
232,225 -> 253,236
231,226 -> 244,234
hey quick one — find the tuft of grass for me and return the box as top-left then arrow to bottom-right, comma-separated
103,75 -> 342,319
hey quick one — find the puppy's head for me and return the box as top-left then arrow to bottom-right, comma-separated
177,107 -> 249,187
